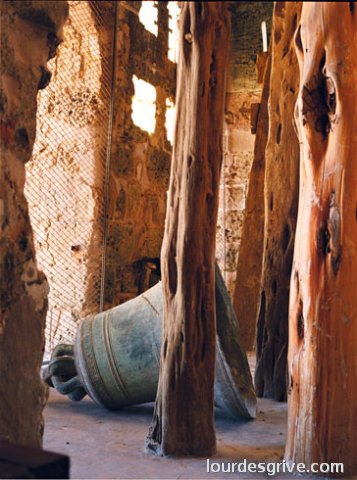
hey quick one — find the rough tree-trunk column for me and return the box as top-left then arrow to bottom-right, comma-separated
255,2 -> 301,401
0,1 -> 68,447
232,46 -> 271,352
146,2 -> 230,456
286,3 -> 357,474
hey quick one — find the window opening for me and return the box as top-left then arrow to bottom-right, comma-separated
165,97 -> 175,144
168,1 -> 180,62
131,75 -> 157,134
139,1 -> 158,37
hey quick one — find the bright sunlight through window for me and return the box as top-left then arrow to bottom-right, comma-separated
131,75 -> 156,134
168,2 -> 180,63
139,1 -> 158,37
165,98 -> 175,144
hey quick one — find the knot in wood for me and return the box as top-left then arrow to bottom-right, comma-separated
184,32 -> 193,44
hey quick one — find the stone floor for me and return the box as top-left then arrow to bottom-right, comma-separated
43,354 -> 338,479
44,390 -> 283,479
43,387 -> 334,480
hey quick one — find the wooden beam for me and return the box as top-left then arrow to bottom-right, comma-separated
146,2 -> 230,456
285,3 -> 357,474
255,2 -> 301,401
232,45 -> 271,352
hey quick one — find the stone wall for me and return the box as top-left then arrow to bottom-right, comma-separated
103,1 -> 176,308
22,0 -> 176,350
216,2 -> 273,295
0,0 -> 68,447
12,0 -> 272,371
26,1 -> 115,350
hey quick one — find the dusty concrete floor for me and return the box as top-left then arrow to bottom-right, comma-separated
43,355 -> 328,479
44,390 -> 291,479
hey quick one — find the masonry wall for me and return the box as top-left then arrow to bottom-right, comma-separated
14,1 -> 272,369
104,1 -> 176,308
111,2 -> 274,302
216,2 -> 273,295
0,0 -> 68,446
25,1 -> 175,348
26,0 -> 115,350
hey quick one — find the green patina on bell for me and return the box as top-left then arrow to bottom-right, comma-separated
44,264 -> 256,419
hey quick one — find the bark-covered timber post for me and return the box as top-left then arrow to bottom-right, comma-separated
232,46 -> 271,353
146,2 -> 230,457
255,2 -> 301,402
285,3 -> 357,474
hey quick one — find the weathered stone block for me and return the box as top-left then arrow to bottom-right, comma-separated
112,146 -> 134,176
225,210 -> 245,244
225,242 -> 241,272
114,265 -> 136,294
227,128 -> 255,154
115,187 -> 126,216
147,146 -> 171,182
226,185 -> 247,211
106,222 -> 135,265
103,265 -> 115,306
142,227 -> 163,258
